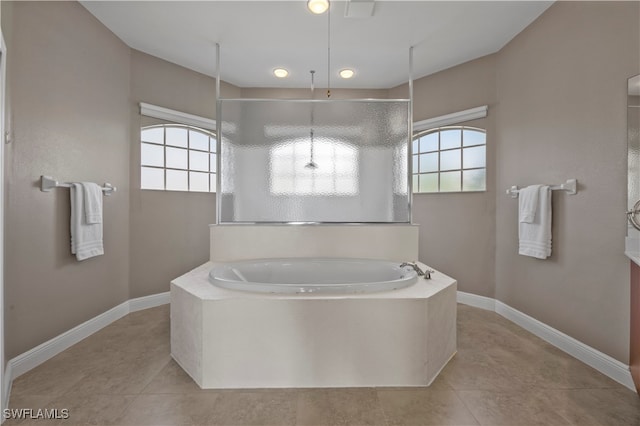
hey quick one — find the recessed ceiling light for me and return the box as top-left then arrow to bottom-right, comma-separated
339,69 -> 355,79
273,68 -> 289,78
307,0 -> 329,14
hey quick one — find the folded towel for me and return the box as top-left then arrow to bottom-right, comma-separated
70,183 -> 104,261
81,182 -> 103,224
519,185 -> 552,259
518,184 -> 541,223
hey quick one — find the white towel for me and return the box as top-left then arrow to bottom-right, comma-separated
81,182 -> 102,224
70,183 -> 104,261
518,184 -> 541,223
519,185 -> 552,259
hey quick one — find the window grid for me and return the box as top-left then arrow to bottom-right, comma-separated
141,124 -> 217,193
412,126 -> 486,193
270,140 -> 358,196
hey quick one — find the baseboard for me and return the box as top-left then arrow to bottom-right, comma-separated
457,291 -> 636,392
9,302 -> 130,380
129,292 -> 170,312
495,300 -> 636,391
4,292 -> 170,396
456,291 -> 495,311
2,362 -> 11,413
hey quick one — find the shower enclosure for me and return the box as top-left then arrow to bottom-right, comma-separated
216,99 -> 411,223
214,44 -> 413,224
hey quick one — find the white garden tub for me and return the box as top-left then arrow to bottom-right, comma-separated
208,258 -> 418,294
171,224 -> 456,389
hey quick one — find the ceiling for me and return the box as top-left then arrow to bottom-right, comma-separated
80,1 -> 553,89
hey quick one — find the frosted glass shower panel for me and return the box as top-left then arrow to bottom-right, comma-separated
218,99 -> 410,223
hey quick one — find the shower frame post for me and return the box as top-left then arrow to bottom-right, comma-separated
408,46 -> 414,224
215,43 -> 221,225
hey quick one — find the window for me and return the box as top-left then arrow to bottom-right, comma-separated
412,126 -> 486,193
270,138 -> 358,195
141,124 -> 217,192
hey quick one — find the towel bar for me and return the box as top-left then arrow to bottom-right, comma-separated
506,178 -> 577,198
40,175 -> 116,196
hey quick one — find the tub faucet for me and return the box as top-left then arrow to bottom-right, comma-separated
399,262 -> 433,279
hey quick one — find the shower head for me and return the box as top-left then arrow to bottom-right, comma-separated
304,161 -> 319,170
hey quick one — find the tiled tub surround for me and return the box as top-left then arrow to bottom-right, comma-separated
208,224 -> 420,263
171,261 -> 456,389
171,224 -> 457,389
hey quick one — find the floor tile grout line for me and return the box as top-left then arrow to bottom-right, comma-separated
137,356 -> 173,395
373,388 -> 391,426
110,392 -> 145,425
451,387 -> 483,426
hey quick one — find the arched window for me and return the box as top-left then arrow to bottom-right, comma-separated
270,138 -> 358,195
140,124 -> 217,192
412,126 -> 486,193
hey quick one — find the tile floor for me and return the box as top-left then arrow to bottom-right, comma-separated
5,303 -> 640,425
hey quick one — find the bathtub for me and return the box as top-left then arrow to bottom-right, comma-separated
208,258 -> 418,294
171,224 -> 457,389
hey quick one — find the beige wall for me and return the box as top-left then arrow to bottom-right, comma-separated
389,1 -> 639,362
2,2 -> 244,358
3,2 -> 131,358
129,50 -> 240,298
389,54 -> 497,298
495,1 -> 640,363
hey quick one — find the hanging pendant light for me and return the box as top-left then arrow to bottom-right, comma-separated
306,0 -> 332,97
304,0 -> 331,170
305,131 -> 318,170
305,70 -> 318,170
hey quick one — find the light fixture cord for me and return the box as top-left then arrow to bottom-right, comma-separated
310,70 -> 315,164
311,70 -> 315,100
327,1 -> 331,98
